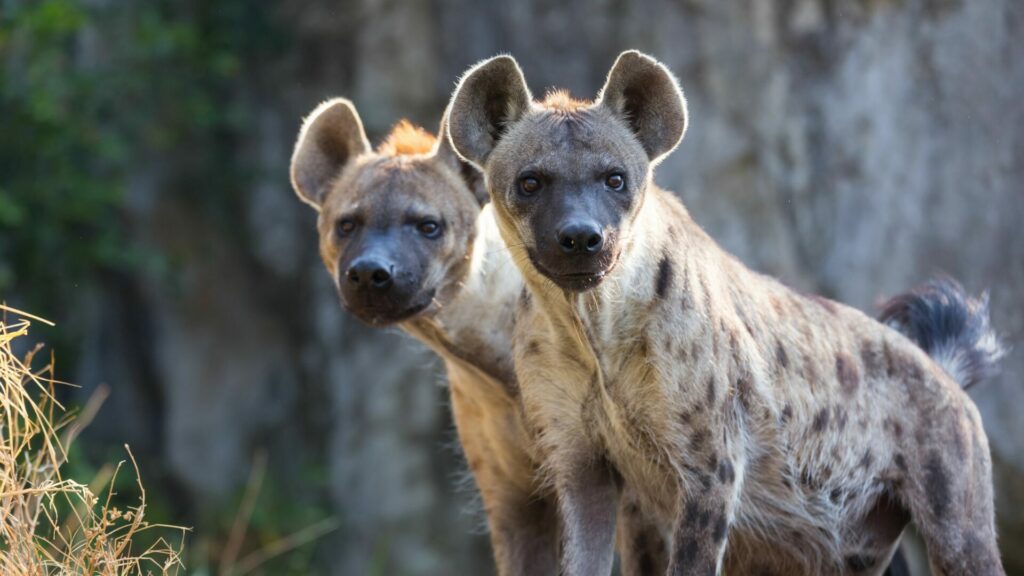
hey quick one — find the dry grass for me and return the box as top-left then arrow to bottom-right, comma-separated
0,304 -> 186,575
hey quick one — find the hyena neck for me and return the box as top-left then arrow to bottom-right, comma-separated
402,205 -> 521,393
580,187 -> 766,352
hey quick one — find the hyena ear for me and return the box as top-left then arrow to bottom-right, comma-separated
434,110 -> 489,206
447,55 -> 532,169
597,50 -> 688,164
290,98 -> 371,210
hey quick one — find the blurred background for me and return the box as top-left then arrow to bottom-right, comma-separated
1,0 -> 1021,574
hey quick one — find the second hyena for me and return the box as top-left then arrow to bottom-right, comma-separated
447,52 -> 1006,575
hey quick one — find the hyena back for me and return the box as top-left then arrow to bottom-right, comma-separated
447,52 -> 1006,576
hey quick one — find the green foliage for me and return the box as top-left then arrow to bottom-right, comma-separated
1,3 -> 324,573
0,0 -> 283,318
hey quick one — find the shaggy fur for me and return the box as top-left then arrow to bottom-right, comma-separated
447,51 -> 1006,576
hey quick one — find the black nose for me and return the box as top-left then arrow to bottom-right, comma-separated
557,221 -> 604,255
346,258 -> 393,290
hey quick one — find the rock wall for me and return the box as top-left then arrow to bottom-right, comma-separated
66,0 -> 1023,573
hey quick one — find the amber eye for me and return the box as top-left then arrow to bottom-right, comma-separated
519,176 -> 541,196
336,219 -> 357,237
417,220 -> 442,238
606,173 -> 625,191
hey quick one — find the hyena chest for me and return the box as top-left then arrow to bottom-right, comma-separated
574,347 -> 693,515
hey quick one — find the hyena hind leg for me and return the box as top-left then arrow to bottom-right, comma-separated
900,406 -> 1004,576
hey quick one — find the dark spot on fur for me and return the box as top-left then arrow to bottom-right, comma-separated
699,473 -> 712,491
706,452 -> 719,473
846,554 -> 877,572
655,255 -> 673,299
812,408 -> 830,432
675,536 -> 698,565
894,453 -> 908,472
800,469 -> 818,490
526,340 -> 540,356
680,409 -> 692,425
735,375 -> 753,412
712,513 -> 728,543
886,418 -> 904,438
518,288 -> 531,310
923,452 -> 951,520
776,341 -> 789,370
836,353 -> 860,396
706,375 -> 717,407
690,429 -> 709,451
859,449 -> 874,470
698,509 -> 711,529
829,487 -> 844,504
685,501 -> 699,524
635,534 -> 655,575
781,404 -> 793,423
717,460 -> 735,484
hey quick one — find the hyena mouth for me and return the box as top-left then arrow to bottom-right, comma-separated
341,289 -> 437,326
527,251 -> 618,292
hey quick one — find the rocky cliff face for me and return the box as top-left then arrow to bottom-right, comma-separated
67,0 -> 1023,573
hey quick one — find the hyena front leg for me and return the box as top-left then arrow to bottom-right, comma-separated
667,457 -> 740,576
557,456 -> 620,576
668,492 -> 734,575
449,385 -> 559,575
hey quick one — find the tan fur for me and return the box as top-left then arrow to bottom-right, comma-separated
447,53 -> 1004,576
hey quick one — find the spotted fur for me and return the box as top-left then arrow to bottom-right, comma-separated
447,52 -> 1006,576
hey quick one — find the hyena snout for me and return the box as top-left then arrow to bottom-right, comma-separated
336,243 -> 431,326
346,256 -> 394,291
556,220 -> 604,255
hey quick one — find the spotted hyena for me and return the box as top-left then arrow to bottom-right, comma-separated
288,98 -> 665,575
446,51 -> 1006,576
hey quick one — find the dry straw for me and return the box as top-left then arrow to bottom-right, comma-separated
0,304 -> 186,575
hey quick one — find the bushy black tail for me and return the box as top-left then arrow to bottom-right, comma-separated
879,278 -> 1005,389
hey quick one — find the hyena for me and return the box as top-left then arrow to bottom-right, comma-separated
446,51 -> 1006,576
289,98 -> 665,575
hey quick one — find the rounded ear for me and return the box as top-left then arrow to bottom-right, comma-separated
597,51 -> 688,164
434,110 -> 489,206
290,98 -> 371,210
446,55 -> 532,169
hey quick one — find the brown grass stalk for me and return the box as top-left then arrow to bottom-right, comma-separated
0,304 -> 187,575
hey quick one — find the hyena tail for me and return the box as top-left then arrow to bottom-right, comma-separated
879,277 -> 1005,389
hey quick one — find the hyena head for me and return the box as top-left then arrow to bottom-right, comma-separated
447,51 -> 687,292
290,98 -> 485,326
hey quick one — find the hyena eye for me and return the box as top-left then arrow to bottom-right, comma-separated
417,220 -> 442,238
605,173 -> 625,191
336,218 -> 357,237
519,176 -> 542,196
